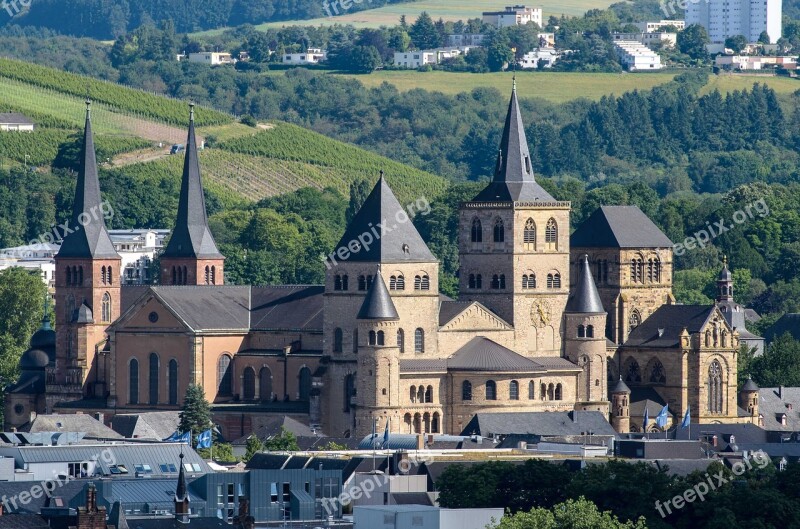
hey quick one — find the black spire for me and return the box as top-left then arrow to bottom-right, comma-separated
472,84 -> 554,202
163,104 -> 223,259
108,501 -> 130,529
357,273 -> 399,320
56,100 -> 118,259
611,376 -> 631,394
565,255 -> 605,313
175,451 -> 187,502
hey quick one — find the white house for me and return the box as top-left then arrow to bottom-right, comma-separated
482,5 -> 543,28
519,48 -> 560,68
446,34 -> 486,47
614,41 -> 663,71
393,48 -> 473,68
282,48 -> 327,65
635,20 -> 685,32
715,55 -> 798,71
613,32 -> 677,49
686,0 -> 782,44
186,52 -> 235,66
0,113 -> 34,132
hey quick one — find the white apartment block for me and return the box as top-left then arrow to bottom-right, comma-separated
446,34 -> 486,47
613,32 -> 678,49
393,48 -> 474,68
686,0 -> 782,44
482,5 -> 543,28
519,48 -> 560,68
614,41 -> 663,71
282,48 -> 327,65
636,20 -> 685,32
186,52 -> 235,65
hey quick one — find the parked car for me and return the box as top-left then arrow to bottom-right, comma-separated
170,144 -> 185,154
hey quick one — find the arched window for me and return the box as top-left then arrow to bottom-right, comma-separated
631,257 -> 644,284
101,266 -> 106,285
352,329 -> 358,353
493,218 -> 504,243
205,266 -> 210,285
377,331 -> 385,346
491,275 -> 500,289
414,275 -> 430,290
243,367 -> 256,400
397,329 -> 405,353
624,358 -> 641,383
168,359 -> 178,405
417,386 -> 425,403
344,374 -> 355,412
648,359 -> 666,384
414,328 -> 425,353
540,383 -> 547,400
528,381 -> 535,400
629,310 -> 641,330
65,267 -> 71,286
369,331 -> 377,346
587,325 -> 594,338
299,367 -> 312,400
358,275 -> 367,291
107,266 -> 113,284
78,266 -> 84,285
547,273 -> 561,289
499,274 -> 506,289
148,353 -> 159,405
509,380 -> 519,400
260,367 -> 272,401
217,354 -> 232,396
425,385 -> 433,403
471,218 -> 482,243
555,383 -> 563,401
390,275 -> 404,290
182,266 -> 187,285
432,412 -> 440,434
524,219 -> 536,250
547,383 -> 555,400
210,266 -> 216,284
578,325 -> 586,338
101,292 -> 112,323
522,273 -> 536,289
462,380 -> 472,401
410,385 -> 417,403
708,360 -> 723,414
171,266 -> 177,285
129,358 -> 139,405
334,275 -> 343,291
333,328 -> 343,353
469,274 -> 483,289
485,380 -> 497,400
545,219 -> 557,247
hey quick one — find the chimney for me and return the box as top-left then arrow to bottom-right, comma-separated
779,386 -> 784,399
416,434 -> 424,451
94,412 -> 104,423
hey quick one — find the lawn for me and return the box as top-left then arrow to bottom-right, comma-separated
304,70 -> 682,103
193,0 -> 615,35
700,74 -> 800,97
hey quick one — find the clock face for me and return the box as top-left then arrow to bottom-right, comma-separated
531,299 -> 552,326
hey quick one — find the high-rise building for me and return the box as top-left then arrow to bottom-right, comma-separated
686,0 -> 782,44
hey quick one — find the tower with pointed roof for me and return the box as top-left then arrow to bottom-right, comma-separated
459,83 -> 570,355
717,256 -> 733,302
160,104 -> 225,286
322,173 -> 439,437
564,255 -> 608,405
53,100 -> 121,402
610,377 -> 631,433
175,452 -> 190,522
354,273 -> 401,436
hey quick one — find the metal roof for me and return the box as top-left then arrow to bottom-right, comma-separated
571,206 -> 673,248
566,254 -> 605,313
357,274 -> 399,320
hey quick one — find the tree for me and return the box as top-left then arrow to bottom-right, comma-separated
346,179 -> 371,223
750,333 -> 800,387
347,45 -> 382,73
0,268 -> 48,387
318,440 -> 349,450
388,27 -> 411,52
487,34 -> 513,71
724,35 -> 748,53
263,427 -> 300,451
758,31 -> 771,44
678,24 -> 710,61
409,12 -> 441,49
198,442 -> 238,462
493,497 -> 649,529
178,384 -> 212,444
244,435 -> 264,461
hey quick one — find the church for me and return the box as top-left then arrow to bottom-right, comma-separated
4,87 -> 757,440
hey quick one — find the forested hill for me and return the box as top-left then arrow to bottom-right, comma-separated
0,0 -> 408,39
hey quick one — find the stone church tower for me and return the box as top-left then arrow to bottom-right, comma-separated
160,104 -> 225,286
53,101 -> 121,402
563,255 -> 607,407
459,82 -> 570,355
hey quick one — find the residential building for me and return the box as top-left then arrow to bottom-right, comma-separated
446,34 -> 486,47
354,505 -> 504,529
614,41 -> 664,70
715,54 -> 798,71
393,48 -> 473,68
613,32 -> 678,49
0,112 -> 34,132
686,0 -> 782,44
519,48 -> 559,68
186,52 -> 235,66
635,20 -> 685,32
282,48 -> 327,65
482,5 -> 543,28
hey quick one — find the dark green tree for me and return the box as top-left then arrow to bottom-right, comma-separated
264,427 -> 300,451
678,24 -> 710,61
178,384 -> 213,444
409,12 -> 441,49
724,35 -> 747,53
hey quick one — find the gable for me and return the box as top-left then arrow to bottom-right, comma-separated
110,293 -> 190,333
439,302 -> 511,332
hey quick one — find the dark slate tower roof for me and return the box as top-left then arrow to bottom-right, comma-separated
56,101 -> 119,259
108,501 -> 129,529
719,256 -> 733,281
357,273 -> 399,320
472,82 -> 555,203
162,104 -> 223,259
566,255 -> 605,314
175,452 -> 187,502
741,378 -> 759,392
571,206 -> 673,248
611,377 -> 631,394
332,174 -> 436,263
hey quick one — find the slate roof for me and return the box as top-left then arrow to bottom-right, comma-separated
623,305 -> 716,348
0,480 -> 86,514
112,518 -> 230,529
110,411 -> 181,440
230,416 -> 318,445
438,300 -> 473,326
742,379 -> 759,391
331,175 -> 436,263
56,103 -> 119,259
460,411 -> 617,437
0,112 -> 34,125
249,285 -> 324,331
764,314 -> 800,342
757,387 -> 800,431
162,107 -> 223,260
22,413 -> 122,439
629,387 -> 669,420
566,254 -> 604,313
0,516 -> 50,528
611,377 -> 631,394
570,206 -> 673,248
471,85 -> 555,203
357,274 -> 399,320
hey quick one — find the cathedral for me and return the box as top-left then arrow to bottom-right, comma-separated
5,88 -> 757,439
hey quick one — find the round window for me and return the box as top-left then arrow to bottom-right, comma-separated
14,404 -> 24,416
148,311 -> 159,323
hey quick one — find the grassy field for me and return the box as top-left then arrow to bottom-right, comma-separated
193,0 -> 614,35
700,74 -> 800,97
325,70 -> 681,102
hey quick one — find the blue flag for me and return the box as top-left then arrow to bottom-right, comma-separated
382,419 -> 390,449
656,404 -> 669,429
163,431 -> 179,442
681,406 -> 691,429
643,407 -> 650,431
164,431 -> 191,443
197,429 -> 213,449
